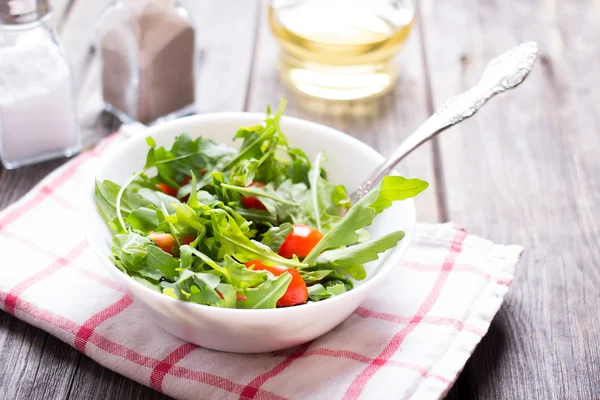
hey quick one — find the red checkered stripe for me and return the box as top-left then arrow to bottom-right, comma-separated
341,230 -> 468,399
0,133 -> 504,398
236,230 -> 470,399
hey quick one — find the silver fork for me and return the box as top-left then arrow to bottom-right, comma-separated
349,41 -> 539,204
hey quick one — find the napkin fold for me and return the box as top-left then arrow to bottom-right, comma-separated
0,131 -> 523,400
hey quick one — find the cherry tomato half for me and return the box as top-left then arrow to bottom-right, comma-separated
157,183 -> 178,197
241,181 -> 267,211
180,176 -> 191,186
148,232 -> 175,254
182,234 -> 195,246
244,260 -> 308,307
278,224 -> 324,259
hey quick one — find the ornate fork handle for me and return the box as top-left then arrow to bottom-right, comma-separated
349,41 -> 538,204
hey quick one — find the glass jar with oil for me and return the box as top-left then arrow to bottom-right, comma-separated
269,0 -> 415,101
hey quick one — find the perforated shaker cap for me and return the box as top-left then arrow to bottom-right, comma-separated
0,0 -> 51,25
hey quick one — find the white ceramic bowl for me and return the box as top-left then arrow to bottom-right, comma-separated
85,113 -> 416,353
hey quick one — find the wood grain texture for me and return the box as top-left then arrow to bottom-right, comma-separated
418,0 -> 600,398
1,0 -> 599,399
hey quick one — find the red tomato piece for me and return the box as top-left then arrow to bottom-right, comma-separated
236,293 -> 248,301
148,232 -> 175,254
180,176 -> 191,186
182,234 -> 195,246
244,260 -> 308,307
241,181 -> 267,211
278,224 -> 324,259
157,183 -> 178,197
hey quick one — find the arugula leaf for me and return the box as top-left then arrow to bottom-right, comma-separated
287,148 -> 311,186
261,223 -> 293,252
127,207 -> 159,231
146,246 -> 179,280
216,283 -> 237,308
299,269 -> 332,284
210,209 -> 306,268
308,151 -> 324,230
172,203 -> 207,238
220,183 -> 298,207
145,133 -> 236,186
96,180 -> 157,226
171,269 -> 224,306
223,114 -> 280,170
234,208 -> 278,225
303,176 -> 428,265
307,280 -> 352,302
184,246 -> 268,289
237,272 -> 292,309
315,231 -> 405,268
131,275 -> 162,292
342,264 -> 367,280
111,233 -> 178,281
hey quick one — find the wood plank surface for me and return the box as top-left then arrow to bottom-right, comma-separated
418,0 -> 600,398
1,0 -> 599,398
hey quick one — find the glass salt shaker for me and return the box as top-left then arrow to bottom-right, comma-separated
0,0 -> 81,170
97,0 -> 197,126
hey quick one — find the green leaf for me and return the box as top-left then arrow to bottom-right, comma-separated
307,283 -> 330,301
95,179 -> 164,230
308,151 -> 324,231
127,207 -> 159,231
315,231 -> 405,268
303,176 -> 428,265
324,280 -> 349,296
172,203 -> 207,237
299,269 -> 332,284
145,133 -> 236,186
131,275 -> 161,292
224,100 -> 286,171
216,283 -> 237,308
287,148 -> 311,186
342,264 -> 367,281
146,246 -> 179,280
210,209 -> 306,268
221,183 -> 298,207
261,223 -> 293,252
172,270 -> 224,306
237,272 -> 292,309
187,172 -> 199,208
110,233 -> 178,281
184,246 -> 268,289
111,233 -> 151,270
307,280 -> 351,302
179,245 -> 194,270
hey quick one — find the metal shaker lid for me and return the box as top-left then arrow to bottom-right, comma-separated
0,0 -> 51,25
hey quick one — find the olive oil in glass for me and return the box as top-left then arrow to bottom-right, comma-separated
269,0 -> 415,101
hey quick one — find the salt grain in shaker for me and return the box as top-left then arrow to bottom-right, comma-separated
97,0 -> 197,125
0,0 -> 81,169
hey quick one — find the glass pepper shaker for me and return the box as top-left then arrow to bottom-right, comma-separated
0,0 -> 81,169
97,0 -> 197,126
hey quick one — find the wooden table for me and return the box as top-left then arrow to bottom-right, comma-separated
1,1 -> 599,399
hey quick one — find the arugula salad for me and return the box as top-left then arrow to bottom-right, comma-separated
95,101 -> 428,309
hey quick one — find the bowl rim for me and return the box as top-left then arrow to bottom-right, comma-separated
85,112 -> 416,315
